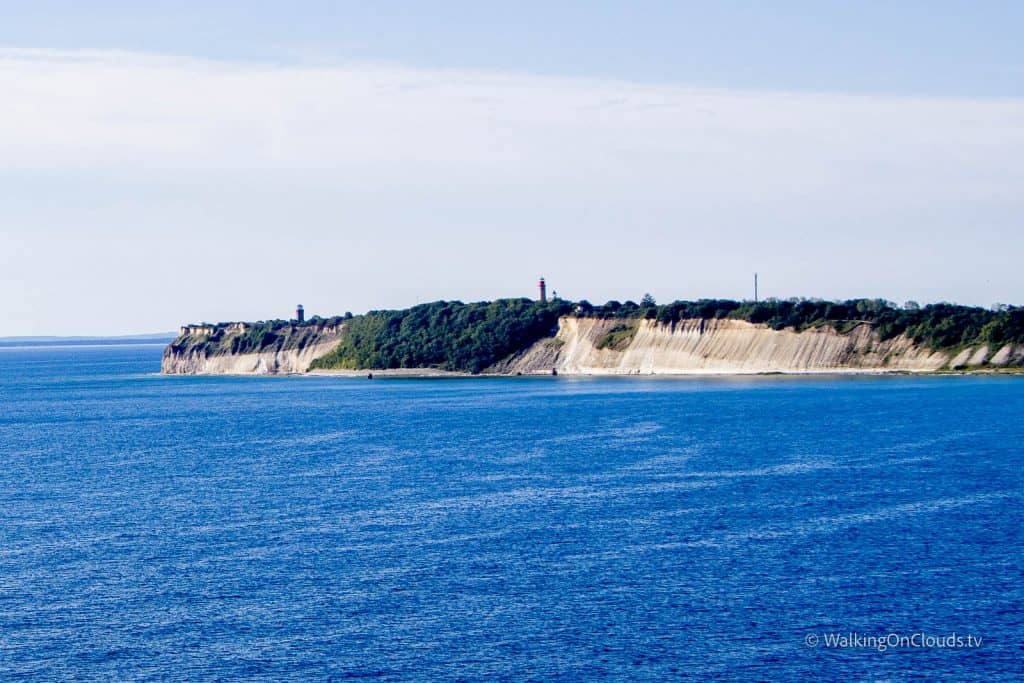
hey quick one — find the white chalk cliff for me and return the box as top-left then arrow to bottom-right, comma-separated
488,318 -> 1021,375
163,317 -> 1023,376
161,322 -> 345,375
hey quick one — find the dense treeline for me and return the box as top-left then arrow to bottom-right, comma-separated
309,299 -> 573,373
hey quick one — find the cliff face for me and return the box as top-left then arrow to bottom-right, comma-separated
162,316 -> 1024,376
492,317 -> 1023,375
162,321 -> 344,375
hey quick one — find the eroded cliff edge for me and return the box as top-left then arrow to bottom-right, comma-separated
492,317 -> 1023,374
162,315 -> 1024,375
162,320 -> 345,374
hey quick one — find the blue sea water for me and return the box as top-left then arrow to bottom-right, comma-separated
0,344 -> 1021,682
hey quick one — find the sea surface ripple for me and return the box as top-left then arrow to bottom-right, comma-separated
0,345 -> 1021,681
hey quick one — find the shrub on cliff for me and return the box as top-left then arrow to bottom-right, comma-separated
596,323 -> 638,351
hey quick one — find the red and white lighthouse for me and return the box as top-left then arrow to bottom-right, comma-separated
538,277 -> 547,303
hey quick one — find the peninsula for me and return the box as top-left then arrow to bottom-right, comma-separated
162,296 -> 1024,376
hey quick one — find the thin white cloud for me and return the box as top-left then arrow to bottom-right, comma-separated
1,46 -> 1021,202
1,48 -> 1022,333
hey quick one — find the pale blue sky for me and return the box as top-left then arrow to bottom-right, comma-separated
4,1 -> 1023,96
1,2 -> 1022,334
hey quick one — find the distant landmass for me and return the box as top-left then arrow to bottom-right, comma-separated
161,298 -> 1024,376
0,332 -> 177,347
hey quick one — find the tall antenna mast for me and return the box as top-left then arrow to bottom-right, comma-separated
754,272 -> 758,303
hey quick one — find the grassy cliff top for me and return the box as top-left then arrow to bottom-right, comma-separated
170,316 -> 347,356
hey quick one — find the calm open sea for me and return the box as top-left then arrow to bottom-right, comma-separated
0,344 -> 1021,681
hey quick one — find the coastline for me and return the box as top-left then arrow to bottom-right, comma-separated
301,367 -> 1023,379
306,368 -> 477,378
162,313 -> 1024,377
